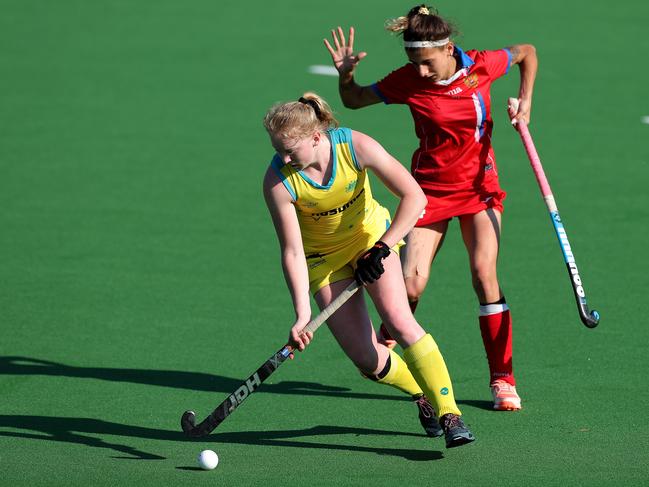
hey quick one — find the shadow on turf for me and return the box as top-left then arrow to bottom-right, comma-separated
0,356 -> 405,402
203,425 -> 444,461
0,416 -> 443,462
0,415 -> 170,460
457,399 -> 495,411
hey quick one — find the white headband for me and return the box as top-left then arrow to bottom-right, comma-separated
403,38 -> 450,48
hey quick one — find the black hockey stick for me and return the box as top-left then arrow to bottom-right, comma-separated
181,281 -> 361,437
509,98 -> 599,328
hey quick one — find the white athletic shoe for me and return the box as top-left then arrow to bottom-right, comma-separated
491,380 -> 522,411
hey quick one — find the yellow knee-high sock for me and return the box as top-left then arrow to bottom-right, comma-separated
403,334 -> 462,417
375,349 -> 423,396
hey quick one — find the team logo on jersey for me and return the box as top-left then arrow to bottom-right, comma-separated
306,252 -> 327,269
464,73 -> 479,88
307,257 -> 326,270
308,188 -> 365,221
345,180 -> 358,192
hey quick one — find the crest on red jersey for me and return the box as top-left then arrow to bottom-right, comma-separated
464,73 -> 479,88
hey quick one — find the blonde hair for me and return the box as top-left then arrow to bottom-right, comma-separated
385,4 -> 458,44
263,92 -> 339,140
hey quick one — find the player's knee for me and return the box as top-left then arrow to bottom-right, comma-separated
383,322 -> 423,347
471,267 -> 499,295
404,276 -> 427,301
352,355 -> 381,376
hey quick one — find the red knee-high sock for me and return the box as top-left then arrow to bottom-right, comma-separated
380,299 -> 419,340
479,299 -> 515,386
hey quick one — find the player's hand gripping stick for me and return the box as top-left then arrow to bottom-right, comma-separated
355,241 -> 391,284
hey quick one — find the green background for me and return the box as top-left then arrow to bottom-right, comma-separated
1,1 -> 648,485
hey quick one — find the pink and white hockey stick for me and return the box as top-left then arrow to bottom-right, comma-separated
508,98 -> 599,328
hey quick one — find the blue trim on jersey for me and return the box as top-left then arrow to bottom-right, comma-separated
455,46 -> 475,69
371,83 -> 390,105
477,92 -> 487,138
503,48 -> 512,74
349,141 -> 361,171
335,127 -> 362,171
270,155 -> 297,201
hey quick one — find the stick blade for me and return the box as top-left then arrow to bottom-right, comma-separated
579,305 -> 600,328
181,410 -> 199,437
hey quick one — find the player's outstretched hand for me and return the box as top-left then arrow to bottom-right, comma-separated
324,26 -> 367,78
355,241 -> 391,285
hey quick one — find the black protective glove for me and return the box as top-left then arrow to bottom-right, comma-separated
355,241 -> 391,284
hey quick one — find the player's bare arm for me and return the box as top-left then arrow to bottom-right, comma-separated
351,130 -> 426,248
506,44 -> 538,124
324,26 -> 382,109
263,168 -> 313,351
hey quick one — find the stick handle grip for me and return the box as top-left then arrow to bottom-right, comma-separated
516,121 -> 556,210
507,98 -> 555,208
301,281 -> 361,335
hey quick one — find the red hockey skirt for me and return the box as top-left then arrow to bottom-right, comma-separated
416,184 -> 507,227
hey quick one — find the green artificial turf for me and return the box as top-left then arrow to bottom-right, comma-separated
1,1 -> 648,485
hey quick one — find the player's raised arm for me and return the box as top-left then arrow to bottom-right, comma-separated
506,44 -> 538,125
324,26 -> 382,109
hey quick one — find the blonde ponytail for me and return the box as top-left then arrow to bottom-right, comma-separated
263,92 -> 339,140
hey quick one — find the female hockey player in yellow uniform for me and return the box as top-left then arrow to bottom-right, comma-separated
262,92 -> 474,448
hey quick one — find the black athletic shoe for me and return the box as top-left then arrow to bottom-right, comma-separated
413,395 -> 443,438
440,413 -> 475,448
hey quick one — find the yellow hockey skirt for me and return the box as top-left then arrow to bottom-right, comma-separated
305,206 -> 404,293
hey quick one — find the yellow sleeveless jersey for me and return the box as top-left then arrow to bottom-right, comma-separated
269,127 -> 385,256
